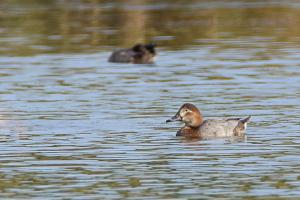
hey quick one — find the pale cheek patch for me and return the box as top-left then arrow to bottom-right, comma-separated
180,110 -> 185,117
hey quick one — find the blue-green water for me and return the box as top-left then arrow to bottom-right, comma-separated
0,1 -> 300,199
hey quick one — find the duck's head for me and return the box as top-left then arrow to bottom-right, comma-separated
132,43 -> 156,55
166,103 -> 203,128
131,43 -> 156,64
144,43 -> 156,55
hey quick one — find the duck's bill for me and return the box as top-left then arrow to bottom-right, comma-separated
166,114 -> 182,123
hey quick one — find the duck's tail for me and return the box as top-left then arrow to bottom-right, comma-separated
233,116 -> 251,135
241,116 -> 251,124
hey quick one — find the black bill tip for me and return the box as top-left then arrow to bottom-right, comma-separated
166,119 -> 172,123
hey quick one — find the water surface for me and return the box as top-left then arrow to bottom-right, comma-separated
0,0 -> 300,199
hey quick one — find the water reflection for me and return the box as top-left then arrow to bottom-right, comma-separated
1,0 -> 300,55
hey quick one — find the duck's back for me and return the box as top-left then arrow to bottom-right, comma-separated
199,118 -> 248,137
108,49 -> 134,63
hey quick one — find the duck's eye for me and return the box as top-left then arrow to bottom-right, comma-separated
184,109 -> 188,112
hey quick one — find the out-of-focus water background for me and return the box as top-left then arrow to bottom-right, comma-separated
0,0 -> 300,199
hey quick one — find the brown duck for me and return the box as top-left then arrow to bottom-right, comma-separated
166,103 -> 251,139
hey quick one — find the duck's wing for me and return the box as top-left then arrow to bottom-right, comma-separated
199,119 -> 232,137
226,117 -> 242,121
108,49 -> 135,63
226,116 -> 251,122
226,116 -> 251,123
200,116 -> 251,137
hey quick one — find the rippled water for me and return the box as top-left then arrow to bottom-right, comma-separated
1,1 -> 300,199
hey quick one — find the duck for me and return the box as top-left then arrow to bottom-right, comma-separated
166,103 -> 251,139
108,43 -> 156,64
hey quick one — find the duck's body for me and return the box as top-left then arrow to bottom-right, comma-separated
176,117 -> 250,138
167,103 -> 251,139
108,44 -> 156,64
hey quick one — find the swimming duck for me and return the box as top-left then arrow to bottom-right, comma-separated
108,43 -> 156,64
166,103 -> 251,139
